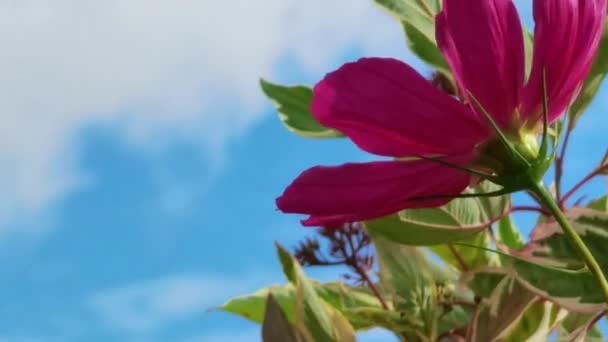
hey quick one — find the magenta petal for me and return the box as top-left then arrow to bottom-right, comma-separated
521,0 -> 606,123
276,158 -> 472,227
436,0 -> 525,128
311,58 -> 488,158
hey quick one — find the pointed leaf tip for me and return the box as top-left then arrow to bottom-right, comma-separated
260,79 -> 343,138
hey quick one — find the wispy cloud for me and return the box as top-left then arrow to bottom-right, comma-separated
0,0 -> 406,233
87,273 -> 273,334
86,271 -> 400,341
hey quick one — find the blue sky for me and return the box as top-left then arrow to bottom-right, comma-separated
0,1 -> 605,341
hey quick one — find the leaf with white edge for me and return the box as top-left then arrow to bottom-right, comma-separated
374,0 -> 439,45
467,272 -> 505,298
588,196 -> 608,212
275,244 -> 338,342
557,325 -> 605,342
514,208 -> 608,269
569,21 -> 608,127
366,181 -> 508,246
431,182 -> 508,270
431,231 -> 492,271
557,312 -> 603,341
315,282 -> 386,330
218,284 -> 297,324
370,234 -> 465,341
275,244 -> 361,341
262,294 -> 301,342
402,22 -> 450,74
464,261 -> 605,313
523,30 -> 534,80
373,0 -> 451,74
218,282 -> 383,330
326,306 -> 356,342
260,79 -> 343,138
365,212 -> 484,246
466,277 -> 537,342
438,303 -> 472,337
470,181 -> 510,222
461,209 -> 608,311
504,302 -> 565,342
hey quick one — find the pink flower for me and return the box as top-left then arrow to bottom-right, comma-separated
277,0 -> 606,227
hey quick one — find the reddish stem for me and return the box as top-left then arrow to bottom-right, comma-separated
356,264 -> 389,310
560,164 -> 608,207
447,244 -> 469,271
511,205 -> 550,216
587,310 -> 607,332
337,227 -> 389,310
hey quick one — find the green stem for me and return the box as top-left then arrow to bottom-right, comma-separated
529,181 -> 608,304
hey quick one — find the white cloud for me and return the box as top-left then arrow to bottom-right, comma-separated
86,272 -> 399,341
0,0 -> 407,232
87,273 -> 272,334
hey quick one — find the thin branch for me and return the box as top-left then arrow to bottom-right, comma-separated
511,205 -> 550,216
587,310 -> 607,332
355,264 -> 389,310
447,244 -> 469,271
560,164 -> 608,206
334,226 -> 389,310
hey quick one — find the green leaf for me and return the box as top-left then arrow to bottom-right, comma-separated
346,307 -> 422,339
569,21 -> 608,126
465,259 -> 605,313
523,30 -> 534,80
371,234 -> 460,341
471,181 -> 510,222
315,283 -> 385,329
498,215 -> 525,250
326,306 -> 357,342
430,231 -> 492,271
366,181 -> 508,246
260,79 -> 343,138
476,208 -> 608,313
466,277 -> 538,342
275,244 -> 340,341
365,211 -> 484,246
588,196 -> 608,212
219,284 -> 297,324
275,244 -> 358,341
402,22 -> 449,74
462,208 -> 608,311
558,312 -> 603,341
374,0 -> 448,72
218,281 -> 385,331
432,182 -> 509,270
503,302 -> 565,342
467,272 -> 506,298
516,208 -> 608,269
374,0 -> 439,44
262,294 -> 301,342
